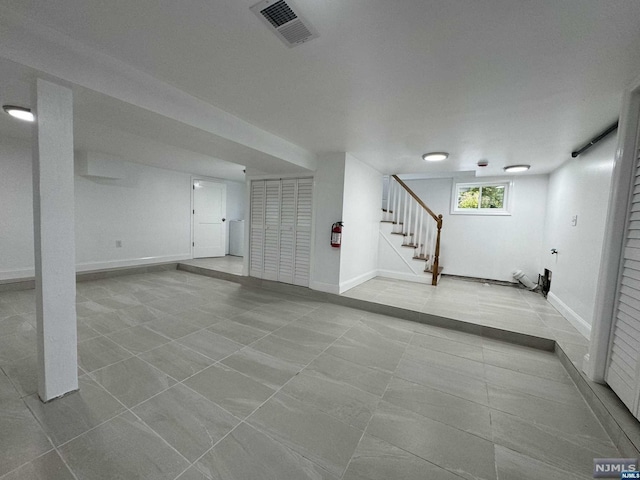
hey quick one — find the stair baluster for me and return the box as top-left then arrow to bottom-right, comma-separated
385,177 -> 392,217
418,206 -> 422,251
394,180 -> 400,226
406,197 -> 413,245
403,190 -> 408,235
384,175 -> 444,286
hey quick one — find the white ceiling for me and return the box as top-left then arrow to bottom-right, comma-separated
1,0 -> 640,178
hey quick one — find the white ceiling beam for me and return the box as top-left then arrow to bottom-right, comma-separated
0,7 -> 317,173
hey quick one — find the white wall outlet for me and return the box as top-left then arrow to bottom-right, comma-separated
115,240 -> 122,248
571,215 -> 578,227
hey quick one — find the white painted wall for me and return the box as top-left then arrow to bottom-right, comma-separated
404,175 -> 548,282
75,162 -> 192,270
0,136 -> 34,279
339,154 -> 382,292
225,181 -> 245,221
542,136 -> 616,334
224,180 -> 245,255
309,154 -> 346,294
0,136 -> 242,279
378,222 -> 432,283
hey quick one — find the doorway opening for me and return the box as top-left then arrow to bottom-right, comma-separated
192,179 -> 226,258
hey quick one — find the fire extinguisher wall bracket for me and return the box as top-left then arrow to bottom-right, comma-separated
331,222 -> 343,248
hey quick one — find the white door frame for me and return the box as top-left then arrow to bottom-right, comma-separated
585,72 -> 640,383
190,176 -> 227,259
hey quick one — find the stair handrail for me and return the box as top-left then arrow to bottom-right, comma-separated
392,175 -> 440,225
391,175 -> 443,286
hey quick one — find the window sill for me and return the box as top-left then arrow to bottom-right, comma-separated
450,210 -> 511,216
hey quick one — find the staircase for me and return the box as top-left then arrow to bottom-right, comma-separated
381,175 -> 443,285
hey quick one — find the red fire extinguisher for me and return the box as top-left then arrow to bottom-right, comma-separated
331,222 -> 343,248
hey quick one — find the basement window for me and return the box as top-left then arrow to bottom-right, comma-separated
451,181 -> 512,215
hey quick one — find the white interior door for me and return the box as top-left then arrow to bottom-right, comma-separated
193,180 -> 226,258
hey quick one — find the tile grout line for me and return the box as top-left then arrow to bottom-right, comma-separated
81,291 -> 324,417
479,302 -> 500,480
338,330 -> 414,479
51,358 -> 195,479
170,308 -> 364,480
32,282 -> 293,476
79,296 -> 328,479
15,398 -> 81,480
340,331 -> 470,480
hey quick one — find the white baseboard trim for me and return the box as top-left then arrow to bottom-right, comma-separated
339,270 -> 378,294
0,268 -> 35,281
75,254 -> 191,272
547,292 -> 591,338
377,270 -> 431,284
0,254 -> 191,281
309,280 -> 340,295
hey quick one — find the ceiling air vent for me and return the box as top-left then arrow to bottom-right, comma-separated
250,0 -> 319,47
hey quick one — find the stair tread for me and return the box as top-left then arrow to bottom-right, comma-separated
381,208 -> 394,213
425,266 -> 444,274
402,244 -> 419,248
380,220 -> 394,223
413,255 -> 430,261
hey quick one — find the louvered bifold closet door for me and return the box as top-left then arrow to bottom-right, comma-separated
293,178 -> 313,286
248,177 -> 313,287
607,148 -> 640,415
262,180 -> 281,281
249,181 -> 266,278
278,179 -> 296,284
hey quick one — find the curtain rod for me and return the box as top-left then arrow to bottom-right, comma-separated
571,121 -> 619,158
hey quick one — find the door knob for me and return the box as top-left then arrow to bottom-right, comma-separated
222,218 -> 226,222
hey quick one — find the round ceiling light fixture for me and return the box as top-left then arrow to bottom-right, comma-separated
503,164 -> 530,173
477,159 -> 489,167
422,152 -> 449,162
2,105 -> 35,122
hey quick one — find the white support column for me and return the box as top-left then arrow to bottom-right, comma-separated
32,78 -> 78,402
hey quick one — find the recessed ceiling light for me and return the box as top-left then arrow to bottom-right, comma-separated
2,105 -> 35,122
503,164 -> 530,173
422,152 -> 449,162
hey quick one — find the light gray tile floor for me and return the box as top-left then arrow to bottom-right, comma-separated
0,269 -> 618,479
343,275 -> 590,366
181,256 -> 244,276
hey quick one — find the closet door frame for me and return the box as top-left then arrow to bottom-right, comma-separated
588,72 -> 640,390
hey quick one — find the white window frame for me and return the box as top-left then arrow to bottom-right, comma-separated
451,180 -> 513,215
